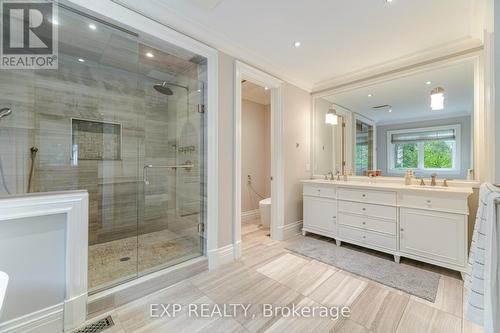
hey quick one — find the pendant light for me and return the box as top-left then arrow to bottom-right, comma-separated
430,87 -> 445,111
325,106 -> 338,125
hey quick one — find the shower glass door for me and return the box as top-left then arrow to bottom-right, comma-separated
0,4 -> 207,294
137,41 -> 206,275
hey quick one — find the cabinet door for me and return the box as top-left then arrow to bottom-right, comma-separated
303,196 -> 337,236
400,208 -> 466,268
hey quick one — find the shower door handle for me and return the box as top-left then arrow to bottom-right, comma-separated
143,164 -> 195,184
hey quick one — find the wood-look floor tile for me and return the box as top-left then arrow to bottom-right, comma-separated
196,317 -> 248,333
278,259 -> 337,296
309,271 -> 367,307
240,244 -> 287,269
256,253 -> 310,282
264,297 -> 339,333
396,300 -> 461,333
331,318 -> 370,333
411,275 -> 463,318
462,318 -> 484,333
350,283 -> 409,333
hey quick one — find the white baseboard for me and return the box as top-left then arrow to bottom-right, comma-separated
207,243 -> 235,270
241,209 -> 260,222
275,220 -> 303,240
63,293 -> 87,331
0,303 -> 64,333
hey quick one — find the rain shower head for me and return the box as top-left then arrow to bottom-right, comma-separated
0,108 -> 12,120
153,82 -> 189,96
153,82 -> 174,95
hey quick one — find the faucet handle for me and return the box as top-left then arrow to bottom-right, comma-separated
443,179 -> 449,187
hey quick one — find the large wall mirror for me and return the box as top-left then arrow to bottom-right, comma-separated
312,58 -> 476,180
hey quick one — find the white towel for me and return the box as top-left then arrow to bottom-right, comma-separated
464,183 -> 500,333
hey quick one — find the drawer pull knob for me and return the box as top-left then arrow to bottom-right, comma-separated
362,208 -> 366,211
362,222 -> 366,225
400,228 -> 404,232
427,200 -> 431,203
362,236 -> 366,239
332,216 -> 336,219
362,194 -> 366,197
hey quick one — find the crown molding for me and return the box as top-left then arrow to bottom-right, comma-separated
112,0 -> 314,92
312,37 -> 483,93
375,111 -> 472,126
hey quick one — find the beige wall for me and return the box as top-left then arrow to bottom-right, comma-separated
216,54 -> 311,248
216,52 -> 235,248
241,99 -> 271,213
283,82 -> 311,226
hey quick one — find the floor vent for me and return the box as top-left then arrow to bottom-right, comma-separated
74,315 -> 114,333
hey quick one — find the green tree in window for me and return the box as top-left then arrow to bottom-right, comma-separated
424,141 -> 452,168
395,143 -> 418,168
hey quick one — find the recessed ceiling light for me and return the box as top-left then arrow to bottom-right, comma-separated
426,81 -> 432,85
88,23 -> 97,30
264,87 -> 269,90
368,94 -> 372,97
78,58 -> 85,63
293,41 -> 301,48
145,52 -> 154,58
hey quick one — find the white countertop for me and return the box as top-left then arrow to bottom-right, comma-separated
301,179 -> 473,195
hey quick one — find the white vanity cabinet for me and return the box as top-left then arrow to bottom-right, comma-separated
302,183 -> 337,238
301,180 -> 473,272
398,190 -> 469,271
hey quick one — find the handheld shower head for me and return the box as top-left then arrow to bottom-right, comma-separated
0,108 -> 11,120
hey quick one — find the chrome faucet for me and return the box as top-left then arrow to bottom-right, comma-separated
430,173 -> 437,186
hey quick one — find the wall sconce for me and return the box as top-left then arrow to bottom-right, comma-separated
325,107 -> 338,125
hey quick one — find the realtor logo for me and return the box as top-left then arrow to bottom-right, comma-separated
1,0 -> 58,69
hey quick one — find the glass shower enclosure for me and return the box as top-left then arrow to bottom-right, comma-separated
0,5 -> 207,293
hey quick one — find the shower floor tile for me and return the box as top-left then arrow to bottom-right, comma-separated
88,227 -> 202,292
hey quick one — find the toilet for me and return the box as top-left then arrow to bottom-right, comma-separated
259,197 -> 271,228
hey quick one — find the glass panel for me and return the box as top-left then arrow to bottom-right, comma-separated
137,42 -> 206,273
0,4 -> 207,293
394,143 -> 418,169
355,119 -> 373,176
424,140 -> 454,169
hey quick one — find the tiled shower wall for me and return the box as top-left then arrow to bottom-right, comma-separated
0,53 -> 206,246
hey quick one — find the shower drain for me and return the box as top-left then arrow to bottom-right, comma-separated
119,256 -> 131,262
74,315 -> 114,333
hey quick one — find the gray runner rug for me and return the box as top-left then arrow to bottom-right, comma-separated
286,237 -> 440,301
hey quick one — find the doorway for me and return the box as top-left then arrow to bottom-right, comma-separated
234,61 -> 284,259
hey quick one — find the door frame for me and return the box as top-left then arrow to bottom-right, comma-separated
234,61 -> 284,259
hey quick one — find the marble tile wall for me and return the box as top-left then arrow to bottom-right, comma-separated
0,52 -> 207,247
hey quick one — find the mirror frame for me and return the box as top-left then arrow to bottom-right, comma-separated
311,50 -> 488,181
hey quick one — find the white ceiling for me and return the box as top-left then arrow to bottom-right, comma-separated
323,61 -> 474,125
114,0 -> 483,91
242,81 -> 271,105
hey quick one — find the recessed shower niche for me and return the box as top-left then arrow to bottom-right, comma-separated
71,118 -> 122,162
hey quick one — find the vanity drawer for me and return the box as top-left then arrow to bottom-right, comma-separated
303,184 -> 336,198
339,226 -> 397,251
398,191 -> 468,214
338,200 -> 397,221
338,213 -> 396,236
337,187 -> 396,205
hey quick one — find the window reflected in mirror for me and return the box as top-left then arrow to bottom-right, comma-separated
312,59 -> 474,180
